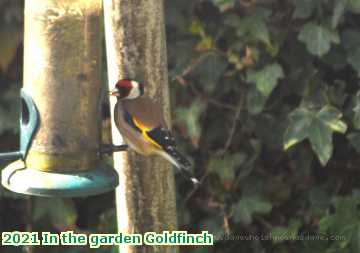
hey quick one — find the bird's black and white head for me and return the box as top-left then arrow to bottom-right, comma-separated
109,79 -> 144,99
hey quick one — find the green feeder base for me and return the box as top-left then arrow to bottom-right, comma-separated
1,160 -> 119,197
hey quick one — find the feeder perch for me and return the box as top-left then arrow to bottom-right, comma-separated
1,0 -> 122,197
0,90 -> 38,161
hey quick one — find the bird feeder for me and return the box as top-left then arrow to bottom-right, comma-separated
1,0 -> 121,197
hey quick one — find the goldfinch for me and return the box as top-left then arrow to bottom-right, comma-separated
109,79 -> 199,185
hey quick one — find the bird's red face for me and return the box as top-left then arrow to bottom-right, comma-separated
109,79 -> 144,99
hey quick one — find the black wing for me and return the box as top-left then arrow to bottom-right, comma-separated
147,127 -> 191,170
146,126 -> 175,149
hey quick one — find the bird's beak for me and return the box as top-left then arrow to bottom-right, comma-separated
108,88 -> 120,96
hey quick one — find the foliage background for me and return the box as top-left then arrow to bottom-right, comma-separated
1,0 -> 360,252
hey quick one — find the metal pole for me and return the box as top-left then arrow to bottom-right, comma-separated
103,0 -> 178,252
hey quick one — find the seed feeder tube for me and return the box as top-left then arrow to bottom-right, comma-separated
1,0 -> 119,197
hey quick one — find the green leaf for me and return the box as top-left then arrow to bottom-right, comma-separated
308,186 -> 332,216
317,106 -> 347,133
228,8 -> 271,44
246,63 -> 283,115
298,22 -> 340,57
253,113 -> 287,150
284,105 -> 347,166
322,47 -> 348,71
308,116 -> 333,166
353,91 -> 360,130
283,108 -> 312,150
233,196 -> 272,225
211,0 -> 235,11
175,100 -> 205,145
209,152 -> 247,181
301,77 -> 330,109
327,80 -> 348,107
332,0 -> 347,28
246,17 -> 270,44
247,86 -> 267,115
319,191 -> 360,250
189,19 -> 204,35
177,196 -> 192,225
247,63 -> 284,97
98,210 -> 117,233
340,30 -> 360,74
271,219 -> 301,243
0,85 -> 20,134
347,47 -> 360,74
341,29 -> 360,51
168,40 -> 198,79
347,132 -> 360,153
293,0 -> 317,19
165,0 -> 189,28
0,25 -> 22,71
33,198 -> 77,228
192,53 -> 228,93
347,0 -> 360,13
199,217 -> 225,241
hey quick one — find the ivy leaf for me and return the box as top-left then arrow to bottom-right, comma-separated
167,36 -> 200,81
307,117 -> 333,167
233,196 -> 272,225
247,63 -> 284,97
322,47 -> 348,71
347,132 -> 360,153
0,25 -> 22,72
211,0 -> 235,11
347,0 -> 360,13
317,106 -> 348,133
191,53 -> 228,93
284,105 -> 347,166
175,100 -> 205,147
332,0 -> 347,28
164,0 -> 189,28
209,152 -> 247,182
347,47 -> 360,75
228,8 -> 271,44
245,17 -> 270,44
199,217 -> 225,241
308,186 -> 332,216
271,219 -> 302,243
33,198 -> 77,229
293,0 -> 317,19
353,91 -> 360,130
319,191 -> 360,250
298,22 -> 340,57
341,29 -> 360,51
246,63 -> 284,115
340,30 -> 360,74
177,197 -> 192,225
327,80 -> 348,108
247,86 -> 266,115
98,210 -> 117,233
0,85 -> 20,134
253,113 -> 287,150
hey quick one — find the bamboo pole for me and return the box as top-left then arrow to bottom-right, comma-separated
103,1 -> 178,252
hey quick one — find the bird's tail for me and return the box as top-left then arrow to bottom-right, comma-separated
160,147 -> 200,185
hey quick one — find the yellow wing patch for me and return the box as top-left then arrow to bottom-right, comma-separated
132,117 -> 162,149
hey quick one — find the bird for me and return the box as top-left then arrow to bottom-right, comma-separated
109,79 -> 199,185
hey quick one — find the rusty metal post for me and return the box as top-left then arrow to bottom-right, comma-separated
2,0 -> 118,197
103,0 -> 178,252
